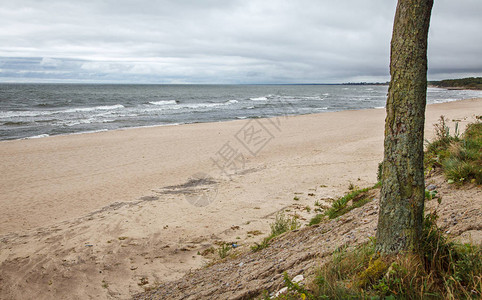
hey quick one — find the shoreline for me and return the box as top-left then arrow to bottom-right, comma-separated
0,97 -> 480,299
1,95 -> 479,143
1,97 -> 481,235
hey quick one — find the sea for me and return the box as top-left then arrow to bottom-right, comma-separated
1,84 -> 481,141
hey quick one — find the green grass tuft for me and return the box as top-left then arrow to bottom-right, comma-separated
308,183 -> 380,226
251,212 -> 300,252
218,243 -> 231,259
308,214 -> 324,226
324,183 -> 379,220
425,117 -> 481,184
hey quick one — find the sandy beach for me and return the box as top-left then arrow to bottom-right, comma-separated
0,98 -> 481,299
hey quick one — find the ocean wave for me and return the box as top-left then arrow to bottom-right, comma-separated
181,103 -> 225,109
35,102 -> 71,108
64,104 -> 125,113
25,134 -> 50,139
141,100 -> 237,112
1,104 -> 126,119
2,121 -> 30,126
148,100 -> 177,105
301,96 -> 324,100
0,110 -> 52,118
250,96 -> 268,101
70,129 -> 109,135
56,117 -> 116,127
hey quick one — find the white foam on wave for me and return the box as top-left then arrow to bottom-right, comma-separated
0,110 -> 53,118
182,103 -> 224,109
70,129 -> 109,135
64,104 -> 125,113
1,104 -> 127,118
149,100 -> 177,106
302,96 -> 324,100
2,99 -> 240,120
142,100 -> 238,113
56,117 -> 116,127
25,134 -> 50,139
250,96 -> 268,101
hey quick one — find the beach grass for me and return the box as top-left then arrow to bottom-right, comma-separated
309,182 -> 380,226
425,116 -> 482,185
251,212 -> 300,252
275,212 -> 482,299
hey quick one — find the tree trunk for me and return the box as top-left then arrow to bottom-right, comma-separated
376,0 -> 433,254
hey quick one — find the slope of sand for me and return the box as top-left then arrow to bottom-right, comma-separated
0,98 -> 480,299
134,172 -> 482,300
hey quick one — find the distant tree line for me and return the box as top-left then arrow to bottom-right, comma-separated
430,77 -> 482,90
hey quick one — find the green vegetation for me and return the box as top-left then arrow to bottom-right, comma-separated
308,214 -> 324,226
218,243 -> 231,259
425,116 -> 482,184
263,116 -> 481,298
425,189 -> 438,201
101,280 -> 109,289
309,182 -> 380,226
430,77 -> 482,90
273,213 -> 482,299
247,230 -> 263,236
251,213 -> 300,252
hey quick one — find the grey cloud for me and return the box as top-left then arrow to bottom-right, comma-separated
0,0 -> 481,83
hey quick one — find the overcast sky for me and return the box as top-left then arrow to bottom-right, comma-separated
0,0 -> 481,84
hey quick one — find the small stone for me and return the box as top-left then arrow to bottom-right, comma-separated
274,287 -> 288,298
426,184 -> 437,191
292,274 -> 304,283
238,262 -> 244,267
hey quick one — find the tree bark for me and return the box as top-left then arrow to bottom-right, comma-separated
376,0 -> 433,254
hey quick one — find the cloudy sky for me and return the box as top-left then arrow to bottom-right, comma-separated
0,0 -> 481,84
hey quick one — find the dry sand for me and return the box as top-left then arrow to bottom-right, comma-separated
0,98 -> 480,299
